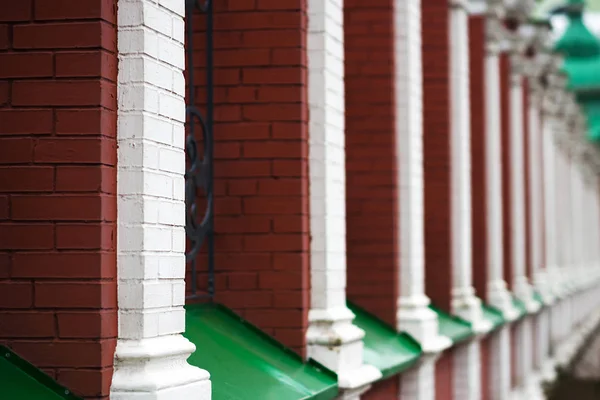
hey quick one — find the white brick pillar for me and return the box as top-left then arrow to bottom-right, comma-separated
529,79 -> 554,304
396,0 -> 451,397
509,52 -> 539,313
489,326 -> 511,400
306,0 -> 381,396
449,0 -> 490,333
111,0 -> 211,398
453,340 -> 482,400
484,15 -> 520,320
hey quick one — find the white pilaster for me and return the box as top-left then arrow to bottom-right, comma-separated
453,340 -> 482,400
449,0 -> 491,333
306,0 -> 381,394
111,1 -> 211,398
489,326 -> 511,400
484,17 -> 520,320
509,54 -> 539,313
395,0 -> 451,354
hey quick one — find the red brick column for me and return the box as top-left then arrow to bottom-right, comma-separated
189,0 -> 310,355
0,1 -> 118,398
523,78 -> 533,282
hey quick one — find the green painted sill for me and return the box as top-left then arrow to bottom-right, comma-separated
533,291 -> 545,307
429,306 -> 474,344
482,305 -> 505,331
0,345 -> 81,400
348,302 -> 422,379
512,297 -> 528,319
184,304 -> 338,400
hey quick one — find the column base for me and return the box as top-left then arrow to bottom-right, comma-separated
534,271 -> 556,305
514,279 -> 542,314
397,295 -> 452,353
452,287 -> 493,334
487,281 -> 520,321
110,334 -> 211,400
307,306 -> 382,391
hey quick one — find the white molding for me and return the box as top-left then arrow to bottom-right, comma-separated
111,0 -> 211,398
306,0 -> 382,391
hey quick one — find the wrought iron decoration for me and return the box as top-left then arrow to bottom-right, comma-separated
184,0 -> 214,300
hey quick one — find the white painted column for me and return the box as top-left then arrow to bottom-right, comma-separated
396,0 -> 451,397
489,326 -> 511,400
484,22 -> 520,320
449,0 -> 490,333
111,1 -> 211,398
509,54 -> 539,313
395,0 -> 451,351
306,0 -> 381,396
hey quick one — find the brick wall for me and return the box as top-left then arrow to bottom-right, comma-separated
363,377 -> 400,400
187,0 -> 309,355
481,336 -> 491,400
469,15 -> 488,301
523,79 -> 533,281
422,0 -> 452,310
344,0 -> 397,327
0,1 -> 118,398
500,53 -> 514,289
436,351 -> 454,400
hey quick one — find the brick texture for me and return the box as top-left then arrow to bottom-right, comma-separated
500,54 -> 514,289
363,377 -> 400,400
523,79 -> 533,281
436,350 -> 454,400
186,0 -> 309,355
344,0 -> 398,327
422,0 -> 452,310
0,1 -> 118,398
469,15 -> 488,301
481,336 -> 491,400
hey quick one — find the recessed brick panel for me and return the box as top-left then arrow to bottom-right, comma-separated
344,0 -> 398,327
500,54 -> 514,289
469,15 -> 489,300
423,0 -> 452,310
0,1 -> 118,398
187,0 -> 309,355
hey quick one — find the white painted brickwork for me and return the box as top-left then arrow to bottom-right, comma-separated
400,357 -> 436,400
490,326 -> 511,400
112,0 -> 211,398
306,0 -> 382,394
453,340 -> 481,400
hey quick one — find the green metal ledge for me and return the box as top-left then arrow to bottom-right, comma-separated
482,305 -> 505,331
184,303 -> 338,400
512,296 -> 528,320
348,302 -> 422,379
430,306 -> 474,344
0,345 -> 81,400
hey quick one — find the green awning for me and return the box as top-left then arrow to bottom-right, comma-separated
429,306 -> 474,344
0,345 -> 81,400
184,304 -> 338,400
482,305 -> 505,331
348,302 -> 422,379
512,297 -> 528,319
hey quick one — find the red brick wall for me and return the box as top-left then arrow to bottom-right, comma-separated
344,0 -> 398,327
469,15 -> 489,302
187,1 -> 310,355
500,54 -> 514,289
523,79 -> 533,281
436,351 -> 454,400
0,1 -> 118,398
363,377 -> 400,400
423,0 -> 452,310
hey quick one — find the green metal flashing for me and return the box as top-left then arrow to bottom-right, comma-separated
0,345 -> 81,400
482,305 -> 506,331
429,306 -> 474,344
512,297 -> 528,319
184,303 -> 338,400
348,303 -> 422,379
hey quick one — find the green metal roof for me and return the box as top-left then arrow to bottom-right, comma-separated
184,303 -> 338,400
534,0 -> 600,17
0,345 -> 81,400
482,305 -> 506,331
552,1 -> 600,57
429,306 -> 474,344
348,302 -> 422,379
